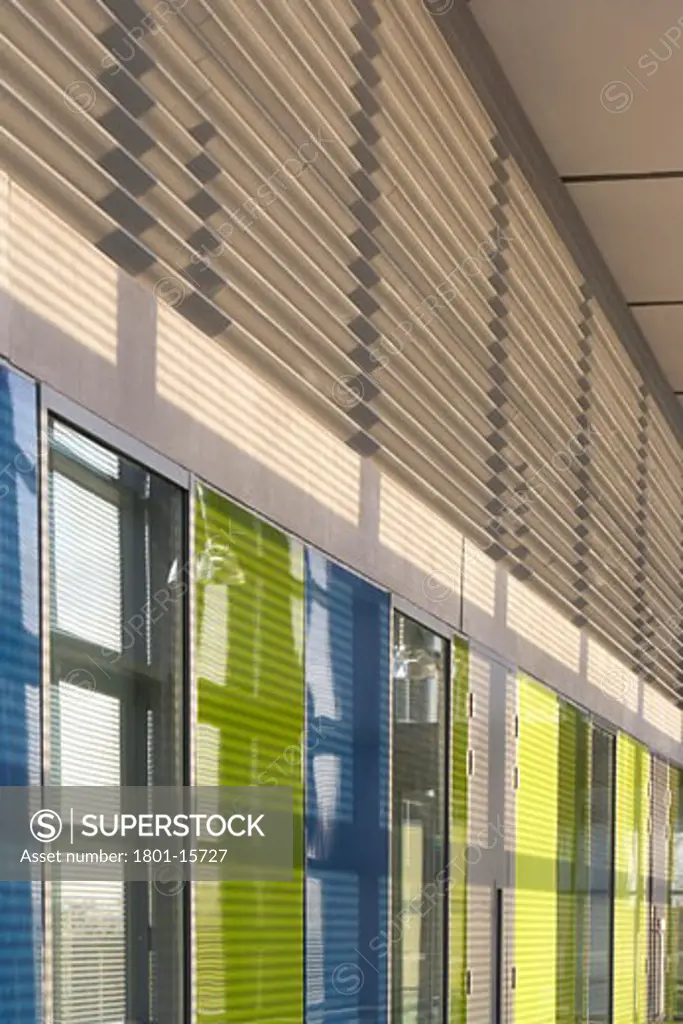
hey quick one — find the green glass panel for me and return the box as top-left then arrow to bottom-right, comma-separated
668,766 -> 683,1020
450,636 -> 469,1024
194,482 -> 304,1024
613,734 -> 649,1024
515,674 -> 559,1024
586,725 -> 615,1024
556,704 -> 590,1024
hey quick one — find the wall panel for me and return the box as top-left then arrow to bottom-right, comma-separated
0,366 -> 41,1023
194,481 -> 305,1024
305,550 -> 389,1023
514,674 -> 559,1024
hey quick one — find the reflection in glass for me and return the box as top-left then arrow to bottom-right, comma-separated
392,613 -> 447,1024
48,419 -> 185,1024
0,367 -> 41,1021
304,550 -> 390,1022
587,726 -> 615,1023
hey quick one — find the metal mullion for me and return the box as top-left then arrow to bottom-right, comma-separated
38,386 -> 54,1024
50,632 -> 160,700
118,458 -> 152,1024
49,446 -> 123,505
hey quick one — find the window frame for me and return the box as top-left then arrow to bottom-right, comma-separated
39,386 -> 192,1024
390,596 -> 455,1024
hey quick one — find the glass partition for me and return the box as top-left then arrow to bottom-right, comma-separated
48,418 -> 185,1023
670,769 -> 683,1019
392,612 -> 448,1024
586,725 -> 615,1023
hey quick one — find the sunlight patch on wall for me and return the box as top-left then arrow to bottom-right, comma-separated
156,306 -> 360,524
586,637 -> 639,713
379,473 -> 462,595
0,173 -> 8,306
507,575 -> 580,671
463,539 -> 496,617
9,186 -> 117,362
643,683 -> 681,742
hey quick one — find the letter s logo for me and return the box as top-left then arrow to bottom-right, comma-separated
30,809 -> 63,843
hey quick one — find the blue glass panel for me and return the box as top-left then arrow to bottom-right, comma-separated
0,366 -> 41,1023
305,549 -> 390,1023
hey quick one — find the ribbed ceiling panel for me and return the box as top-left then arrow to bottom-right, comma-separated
2,0 -> 681,702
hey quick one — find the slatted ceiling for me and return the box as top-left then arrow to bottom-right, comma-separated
190,32 -> 360,193
372,95 -> 492,270
375,19 -> 497,229
391,0 -> 497,162
502,347 -> 577,465
137,8 -> 370,315
283,2 -> 360,87
497,423 -> 580,567
371,195 -> 496,330
649,448 -> 682,538
5,75 -> 195,264
368,179 -> 495,324
503,304 -> 579,430
369,309 -> 496,446
367,314 -> 494,445
505,183 -> 584,325
589,377 -> 638,474
193,4 -> 353,146
502,219 -> 583,346
650,398 -> 681,469
60,0 -> 356,264
5,1 -> 683,707
648,410 -> 682,544
246,8 -> 364,134
368,250 -> 494,378
507,276 -> 581,397
375,60 -> 495,218
3,84 -> 190,295
590,365 -> 642,464
501,234 -> 582,378
3,78 -> 105,209
373,370 -> 491,482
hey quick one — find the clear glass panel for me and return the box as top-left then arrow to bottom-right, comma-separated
48,419 -> 185,1024
392,613 -> 447,1024
52,472 -> 121,650
587,726 -> 615,1023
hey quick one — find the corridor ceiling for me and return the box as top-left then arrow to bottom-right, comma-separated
470,0 -> 683,405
